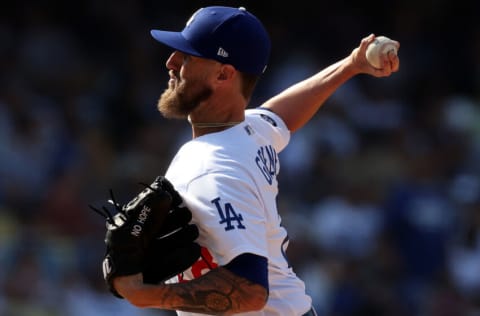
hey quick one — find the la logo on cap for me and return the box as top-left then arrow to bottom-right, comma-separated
186,8 -> 202,27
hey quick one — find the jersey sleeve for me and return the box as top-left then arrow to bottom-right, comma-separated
245,107 -> 291,152
181,170 -> 268,266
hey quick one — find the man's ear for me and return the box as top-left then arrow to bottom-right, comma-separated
217,64 -> 236,82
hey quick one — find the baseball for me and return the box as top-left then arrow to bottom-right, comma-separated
365,36 -> 398,69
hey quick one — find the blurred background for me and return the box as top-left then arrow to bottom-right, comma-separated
0,0 -> 479,315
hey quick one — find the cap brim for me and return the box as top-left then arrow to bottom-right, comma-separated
150,30 -> 202,57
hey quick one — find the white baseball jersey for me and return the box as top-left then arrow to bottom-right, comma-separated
165,108 -> 312,315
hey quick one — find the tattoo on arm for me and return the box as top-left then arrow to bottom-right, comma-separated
158,267 -> 267,314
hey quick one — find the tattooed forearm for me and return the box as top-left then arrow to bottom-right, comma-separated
157,267 -> 267,314
176,289 -> 232,313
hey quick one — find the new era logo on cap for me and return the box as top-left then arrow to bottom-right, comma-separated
217,47 -> 229,57
150,6 -> 271,75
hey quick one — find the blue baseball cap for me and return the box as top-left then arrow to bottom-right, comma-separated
150,6 -> 271,75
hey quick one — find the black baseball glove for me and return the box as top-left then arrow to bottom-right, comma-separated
143,205 -> 201,285
91,176 -> 200,297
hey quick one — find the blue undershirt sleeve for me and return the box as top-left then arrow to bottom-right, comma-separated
223,253 -> 269,292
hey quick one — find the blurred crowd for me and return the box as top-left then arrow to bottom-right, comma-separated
0,1 -> 479,315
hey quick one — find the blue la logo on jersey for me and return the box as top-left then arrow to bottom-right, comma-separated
211,197 -> 246,231
255,145 -> 278,185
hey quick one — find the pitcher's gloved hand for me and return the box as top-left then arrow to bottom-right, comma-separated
91,176 -> 199,297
